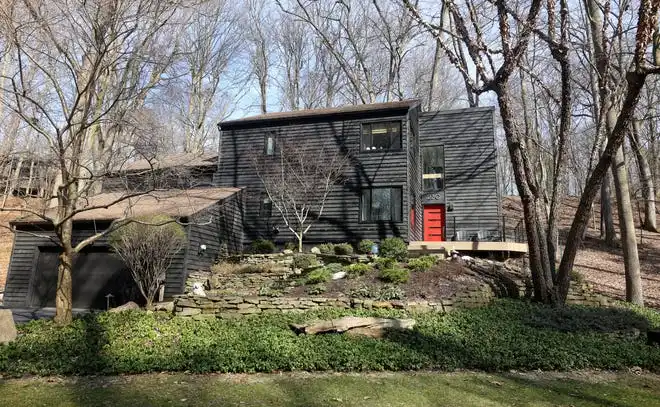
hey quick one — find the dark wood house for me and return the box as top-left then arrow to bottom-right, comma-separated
3,187 -> 243,309
217,100 -> 500,245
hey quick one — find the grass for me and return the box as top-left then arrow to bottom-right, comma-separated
1,371 -> 660,406
2,300 -> 660,376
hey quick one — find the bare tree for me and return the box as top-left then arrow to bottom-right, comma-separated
0,0 -> 187,324
109,214 -> 186,309
173,0 -> 243,153
583,0 -> 644,304
247,0 -> 272,114
630,117 -> 658,232
251,140 -> 350,252
405,0 -> 660,305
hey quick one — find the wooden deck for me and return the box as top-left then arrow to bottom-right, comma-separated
409,241 -> 528,254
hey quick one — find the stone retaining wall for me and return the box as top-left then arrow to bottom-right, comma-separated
461,257 -> 610,307
185,252 -> 370,296
179,254 -> 610,319
174,283 -> 496,319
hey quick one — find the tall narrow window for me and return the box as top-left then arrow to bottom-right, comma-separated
422,146 -> 445,191
361,121 -> 402,151
264,133 -> 276,156
360,187 -> 402,222
259,195 -> 272,217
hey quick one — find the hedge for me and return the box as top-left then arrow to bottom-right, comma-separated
0,300 -> 659,376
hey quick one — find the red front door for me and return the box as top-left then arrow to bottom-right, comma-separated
423,204 -> 445,241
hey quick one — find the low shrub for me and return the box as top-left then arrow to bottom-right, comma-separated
358,239 -> 375,254
306,268 -> 332,284
325,263 -> 344,274
257,285 -> 283,297
378,284 -> 405,300
570,270 -> 584,284
293,254 -> 318,270
251,239 -> 275,254
306,284 -> 327,295
343,263 -> 372,278
317,243 -> 334,254
374,257 -> 397,270
1,300 -> 660,376
333,243 -> 354,256
379,267 -> 410,284
284,242 -> 297,252
407,256 -> 437,272
379,237 -> 408,261
349,284 -> 404,300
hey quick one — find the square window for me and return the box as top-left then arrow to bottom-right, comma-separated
361,121 -> 401,151
360,187 -> 402,222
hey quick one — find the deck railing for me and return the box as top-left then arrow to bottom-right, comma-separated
445,215 -> 526,243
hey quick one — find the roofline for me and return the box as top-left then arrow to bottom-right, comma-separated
10,186 -> 243,226
419,106 -> 496,115
218,100 -> 421,129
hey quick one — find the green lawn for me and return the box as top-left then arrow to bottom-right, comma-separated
1,371 -> 659,407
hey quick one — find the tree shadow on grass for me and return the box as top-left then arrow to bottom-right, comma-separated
440,373 -> 657,407
381,302 -> 660,372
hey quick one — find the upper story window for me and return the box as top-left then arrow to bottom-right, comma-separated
264,132 -> 277,156
360,187 -> 402,222
422,146 -> 445,191
361,121 -> 402,151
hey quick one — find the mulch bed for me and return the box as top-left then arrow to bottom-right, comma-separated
287,260 -> 483,300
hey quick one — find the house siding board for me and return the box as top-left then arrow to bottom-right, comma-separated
419,108 -> 500,240
4,222 -> 187,307
217,111 -> 412,244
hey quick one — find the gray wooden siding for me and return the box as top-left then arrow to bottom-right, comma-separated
4,222 -> 188,307
419,107 -> 500,240
218,110 -> 412,245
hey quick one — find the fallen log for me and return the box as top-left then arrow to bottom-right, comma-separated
289,316 -> 416,337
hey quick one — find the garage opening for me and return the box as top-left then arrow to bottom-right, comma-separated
29,246 -> 143,309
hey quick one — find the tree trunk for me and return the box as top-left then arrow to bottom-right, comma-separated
601,171 -> 617,243
54,240 -> 74,325
611,145 -> 644,305
496,83 -> 555,303
298,227 -> 304,253
630,119 -> 657,232
556,70 -> 648,304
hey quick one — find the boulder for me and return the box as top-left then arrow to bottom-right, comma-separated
0,309 -> 17,344
109,301 -> 141,313
192,282 -> 207,297
153,301 -> 174,313
311,247 -> 321,254
331,271 -> 347,280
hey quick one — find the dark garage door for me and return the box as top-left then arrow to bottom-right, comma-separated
30,247 -> 142,309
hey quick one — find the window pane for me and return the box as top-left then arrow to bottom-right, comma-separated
371,188 -> 391,220
390,122 -> 401,149
360,189 -> 371,221
391,188 -> 402,222
422,146 -> 444,191
361,124 -> 372,151
362,121 -> 401,151
265,136 -> 275,155
260,196 -> 272,217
